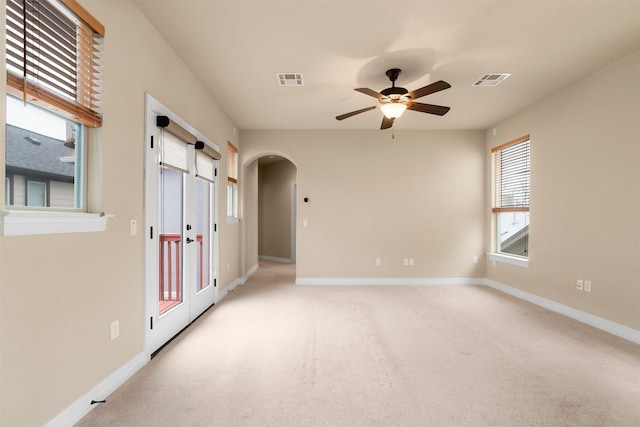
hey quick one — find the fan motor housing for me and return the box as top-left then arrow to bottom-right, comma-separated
381,86 -> 408,97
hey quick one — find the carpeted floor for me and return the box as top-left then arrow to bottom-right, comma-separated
76,261 -> 640,426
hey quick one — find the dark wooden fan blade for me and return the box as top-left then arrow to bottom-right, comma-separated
407,102 -> 451,116
381,115 -> 395,130
336,105 -> 378,121
406,80 -> 451,100
355,88 -> 385,100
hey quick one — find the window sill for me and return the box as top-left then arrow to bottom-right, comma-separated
488,252 -> 529,268
0,210 -> 113,236
226,216 -> 240,224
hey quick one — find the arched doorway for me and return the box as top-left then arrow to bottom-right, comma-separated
257,155 -> 297,264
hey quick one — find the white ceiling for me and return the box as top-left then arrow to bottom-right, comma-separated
134,0 -> 640,131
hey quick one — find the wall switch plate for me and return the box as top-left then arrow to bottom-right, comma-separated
576,279 -> 584,290
584,280 -> 592,293
409,258 -> 414,266
129,219 -> 137,236
110,320 -> 119,340
403,258 -> 409,266
473,256 -> 478,264
375,258 -> 382,266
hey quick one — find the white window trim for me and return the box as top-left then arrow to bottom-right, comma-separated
488,252 -> 529,268
0,210 -> 112,236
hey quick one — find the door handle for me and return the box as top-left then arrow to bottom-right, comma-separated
186,237 -> 194,244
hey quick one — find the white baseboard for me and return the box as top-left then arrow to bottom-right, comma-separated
220,277 -> 242,299
259,255 -> 293,264
218,264 -> 258,301
483,279 -> 640,345
244,263 -> 259,283
45,352 -> 148,427
296,277 -> 485,286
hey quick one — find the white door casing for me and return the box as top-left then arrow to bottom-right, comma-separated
144,94 -> 219,356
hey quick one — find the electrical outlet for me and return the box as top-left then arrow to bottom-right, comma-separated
576,279 -> 583,291
584,280 -> 592,293
110,320 -> 120,340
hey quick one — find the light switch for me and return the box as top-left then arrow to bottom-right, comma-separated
130,219 -> 137,236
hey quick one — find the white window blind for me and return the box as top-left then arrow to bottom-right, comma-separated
196,151 -> 215,183
5,0 -> 104,127
492,135 -> 530,212
160,130 -> 188,173
196,141 -> 220,182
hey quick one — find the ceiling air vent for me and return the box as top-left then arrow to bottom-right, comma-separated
277,73 -> 304,86
473,74 -> 511,87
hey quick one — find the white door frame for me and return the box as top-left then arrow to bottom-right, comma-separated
143,93 -> 219,356
291,182 -> 297,263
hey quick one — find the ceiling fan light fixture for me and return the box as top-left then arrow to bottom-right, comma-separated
335,69 -> 451,128
380,102 -> 407,119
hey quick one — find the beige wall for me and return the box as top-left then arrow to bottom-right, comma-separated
0,1 -> 241,425
485,50 -> 640,330
258,160 -> 297,260
241,130 -> 487,279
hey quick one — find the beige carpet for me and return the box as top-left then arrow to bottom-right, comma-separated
77,261 -> 640,426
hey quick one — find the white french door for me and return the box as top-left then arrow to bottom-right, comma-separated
144,95 -> 219,355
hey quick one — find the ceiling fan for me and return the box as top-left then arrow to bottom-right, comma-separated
336,68 -> 451,129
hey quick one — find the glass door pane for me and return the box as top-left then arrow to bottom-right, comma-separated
195,178 -> 211,292
159,165 -> 184,315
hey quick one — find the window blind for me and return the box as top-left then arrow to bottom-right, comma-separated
195,141 -> 221,160
156,115 -> 197,145
159,130 -> 188,173
227,142 -> 238,184
492,135 -> 530,212
195,141 -> 220,183
196,151 -> 215,183
5,0 -> 104,127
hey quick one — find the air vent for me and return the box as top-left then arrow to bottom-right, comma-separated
473,74 -> 511,87
277,73 -> 304,86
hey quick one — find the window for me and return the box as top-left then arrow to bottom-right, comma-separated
27,181 -> 47,207
2,0 -> 107,235
227,142 -> 238,218
5,0 -> 104,209
492,135 -> 530,259
6,95 -> 82,209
